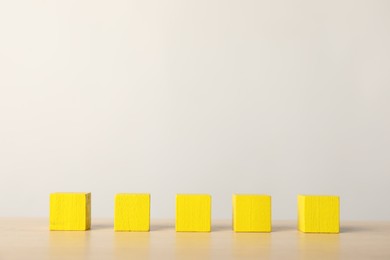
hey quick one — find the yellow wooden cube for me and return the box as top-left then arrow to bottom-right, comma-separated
176,194 -> 211,232
50,192 -> 91,231
233,194 -> 271,232
298,195 -> 340,233
114,193 -> 150,232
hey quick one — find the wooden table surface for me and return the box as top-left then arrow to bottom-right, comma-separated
0,218 -> 389,259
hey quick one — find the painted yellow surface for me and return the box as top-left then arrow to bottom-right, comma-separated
176,194 -> 211,232
298,195 -> 340,233
114,193 -> 150,232
233,194 -> 271,232
49,192 -> 91,231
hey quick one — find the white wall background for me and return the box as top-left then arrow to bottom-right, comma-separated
1,0 -> 389,220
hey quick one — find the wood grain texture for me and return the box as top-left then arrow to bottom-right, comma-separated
176,194 -> 211,232
49,192 -> 91,231
298,195 -> 340,233
2,219 -> 390,259
233,194 -> 271,232
114,193 -> 150,232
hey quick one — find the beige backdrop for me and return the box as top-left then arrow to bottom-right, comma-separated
0,0 -> 389,220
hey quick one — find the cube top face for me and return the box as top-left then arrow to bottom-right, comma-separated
50,193 -> 91,231
114,193 -> 150,232
233,194 -> 270,197
51,192 -> 90,195
176,194 -> 211,232
233,194 -> 271,232
298,195 -> 340,233
116,193 -> 149,196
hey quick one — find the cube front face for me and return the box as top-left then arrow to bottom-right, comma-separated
50,193 -> 91,231
114,193 -> 150,232
233,194 -> 271,232
176,194 -> 211,232
298,195 -> 340,233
